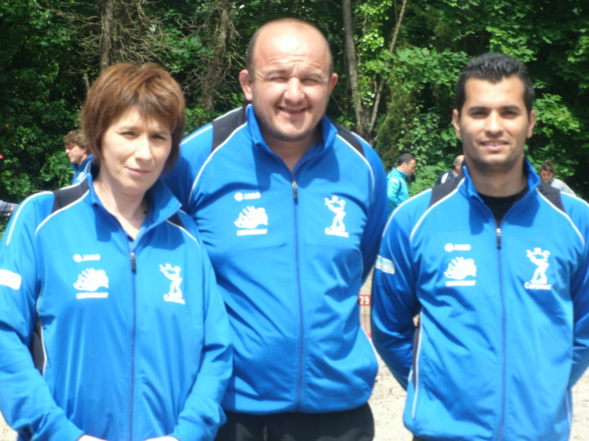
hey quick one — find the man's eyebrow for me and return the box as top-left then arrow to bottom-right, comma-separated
263,68 -> 290,76
262,68 -> 325,80
466,104 -> 522,112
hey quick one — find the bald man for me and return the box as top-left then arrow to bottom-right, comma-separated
435,154 -> 464,185
165,18 -> 387,441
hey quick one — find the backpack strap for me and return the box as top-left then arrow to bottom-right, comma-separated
212,105 -> 248,152
335,124 -> 365,157
167,213 -> 185,230
51,179 -> 90,212
31,180 -> 91,372
537,181 -> 565,213
429,173 -> 463,207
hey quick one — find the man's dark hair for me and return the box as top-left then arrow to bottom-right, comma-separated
454,53 -> 535,115
397,153 -> 414,166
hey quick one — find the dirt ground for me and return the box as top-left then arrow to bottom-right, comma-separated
369,357 -> 589,441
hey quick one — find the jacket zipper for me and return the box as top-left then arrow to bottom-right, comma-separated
128,248 -> 138,441
411,315 -> 423,419
496,223 -> 506,441
291,179 -> 305,409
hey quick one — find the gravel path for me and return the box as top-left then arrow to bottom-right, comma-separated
369,356 -> 589,441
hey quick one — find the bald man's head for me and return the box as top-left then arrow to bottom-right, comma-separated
245,18 -> 334,76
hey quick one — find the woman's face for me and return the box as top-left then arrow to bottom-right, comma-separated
540,170 -> 554,184
98,107 -> 172,199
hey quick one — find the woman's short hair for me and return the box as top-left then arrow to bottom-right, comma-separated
80,63 -> 185,172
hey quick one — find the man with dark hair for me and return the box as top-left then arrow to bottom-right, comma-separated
372,53 -> 589,441
165,17 -> 387,441
386,153 -> 415,213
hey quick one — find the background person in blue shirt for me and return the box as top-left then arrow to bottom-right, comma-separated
386,153 -> 415,213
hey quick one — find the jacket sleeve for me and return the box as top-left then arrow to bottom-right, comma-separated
568,200 -> 589,386
0,197 -> 84,441
171,228 -> 233,441
359,145 -> 388,282
371,208 -> 421,389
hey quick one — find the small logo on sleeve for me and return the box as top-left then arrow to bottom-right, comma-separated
0,269 -> 22,290
375,255 -> 395,275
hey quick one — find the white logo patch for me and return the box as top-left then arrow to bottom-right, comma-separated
525,248 -> 552,290
73,254 -> 101,263
234,192 -> 261,201
444,243 -> 472,252
444,257 -> 477,286
375,256 -> 395,275
74,268 -> 109,299
0,269 -> 22,290
160,263 -> 185,304
324,196 -> 349,238
235,206 -> 268,235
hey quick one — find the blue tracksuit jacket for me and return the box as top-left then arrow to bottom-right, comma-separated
0,173 -> 232,441
372,160 -> 589,441
164,105 -> 388,414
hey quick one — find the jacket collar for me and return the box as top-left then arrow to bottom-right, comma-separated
86,166 -> 182,230
461,158 -> 541,199
246,104 -> 336,156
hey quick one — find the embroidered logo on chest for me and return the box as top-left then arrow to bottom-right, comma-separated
324,196 -> 349,238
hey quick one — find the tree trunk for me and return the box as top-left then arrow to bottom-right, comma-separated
202,0 -> 232,113
342,0 -> 366,136
99,0 -> 114,72
368,0 -> 409,134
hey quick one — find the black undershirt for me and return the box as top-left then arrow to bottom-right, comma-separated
478,185 -> 528,225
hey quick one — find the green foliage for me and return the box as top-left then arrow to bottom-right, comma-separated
0,0 -> 83,203
1,0 -> 588,202
370,0 -> 589,199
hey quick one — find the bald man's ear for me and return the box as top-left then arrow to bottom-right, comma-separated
239,69 -> 254,101
328,73 -> 338,94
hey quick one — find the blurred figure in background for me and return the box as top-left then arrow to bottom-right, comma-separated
540,159 -> 575,195
63,128 -> 92,184
387,153 -> 416,213
435,154 -> 464,185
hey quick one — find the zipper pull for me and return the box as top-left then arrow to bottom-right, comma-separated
292,181 -> 298,199
496,227 -> 502,249
130,252 -> 137,272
